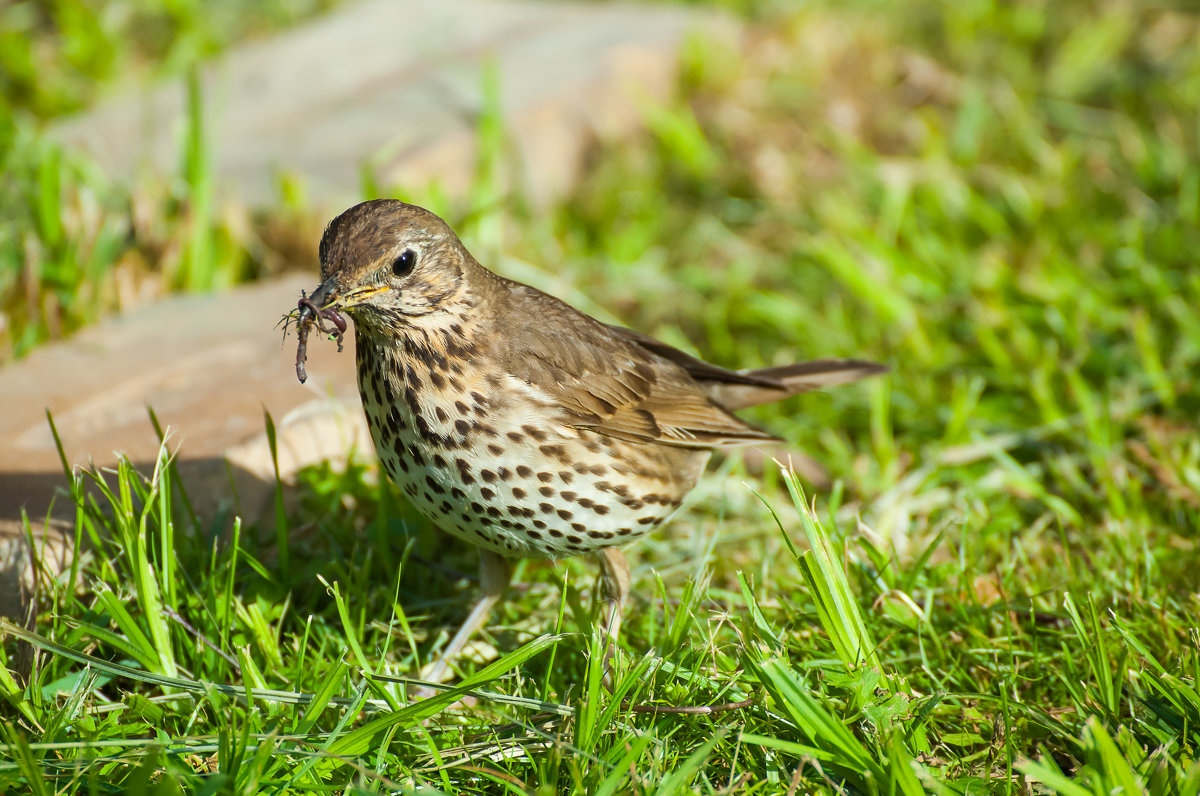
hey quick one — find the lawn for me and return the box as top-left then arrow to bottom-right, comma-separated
2,0 -> 1199,793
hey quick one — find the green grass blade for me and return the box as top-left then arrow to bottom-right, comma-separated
780,468 -> 878,670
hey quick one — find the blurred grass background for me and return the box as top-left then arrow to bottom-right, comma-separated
2,0 -> 1199,792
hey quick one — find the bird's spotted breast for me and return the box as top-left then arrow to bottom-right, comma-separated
355,335 -> 707,559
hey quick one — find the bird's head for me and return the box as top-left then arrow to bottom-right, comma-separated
301,199 -> 486,336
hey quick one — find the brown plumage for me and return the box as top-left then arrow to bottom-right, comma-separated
293,199 -> 886,685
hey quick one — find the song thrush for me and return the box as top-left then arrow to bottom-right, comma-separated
292,199 -> 885,683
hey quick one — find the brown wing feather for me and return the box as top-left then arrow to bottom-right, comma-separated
496,285 -> 777,448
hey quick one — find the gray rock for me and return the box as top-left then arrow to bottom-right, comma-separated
52,0 -> 728,208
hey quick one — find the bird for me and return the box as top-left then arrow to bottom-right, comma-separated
291,199 -> 886,685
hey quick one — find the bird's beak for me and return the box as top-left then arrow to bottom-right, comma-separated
307,277 -> 390,311
343,283 -> 390,306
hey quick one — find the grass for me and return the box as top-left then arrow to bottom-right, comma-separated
3,0 -> 1200,792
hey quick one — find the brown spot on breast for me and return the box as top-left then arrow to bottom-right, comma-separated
487,443 -> 504,456
539,486 -> 555,497
512,487 -> 527,499
516,465 -> 533,478
521,425 -> 548,442
507,432 -> 524,444
455,419 -> 471,435
413,413 -> 435,441
455,401 -> 470,415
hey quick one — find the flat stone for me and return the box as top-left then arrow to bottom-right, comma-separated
0,275 -> 356,477
52,0 -> 727,207
4,276 -> 337,474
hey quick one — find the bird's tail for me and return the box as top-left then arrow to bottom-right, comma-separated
708,359 -> 888,411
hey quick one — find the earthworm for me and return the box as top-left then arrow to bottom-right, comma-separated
293,292 -> 346,383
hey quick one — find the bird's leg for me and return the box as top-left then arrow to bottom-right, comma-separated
597,546 -> 631,682
419,548 -> 512,686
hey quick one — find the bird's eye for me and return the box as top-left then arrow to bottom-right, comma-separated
392,249 -> 417,277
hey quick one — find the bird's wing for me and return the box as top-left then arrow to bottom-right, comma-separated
497,288 -> 779,448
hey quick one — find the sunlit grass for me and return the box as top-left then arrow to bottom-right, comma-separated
3,0 -> 1200,792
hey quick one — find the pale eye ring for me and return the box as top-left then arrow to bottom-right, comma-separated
392,249 -> 417,277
